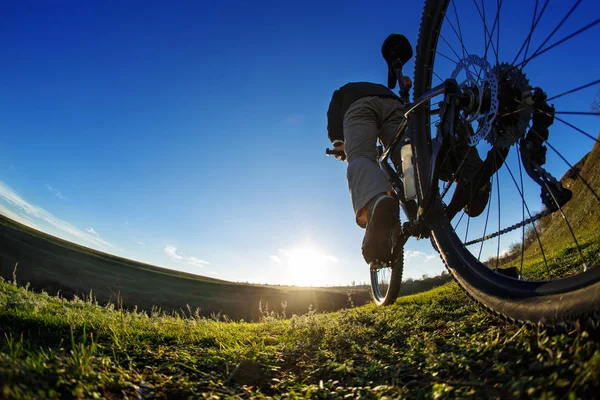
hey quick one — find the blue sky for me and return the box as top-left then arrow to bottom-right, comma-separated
1,1 -> 599,286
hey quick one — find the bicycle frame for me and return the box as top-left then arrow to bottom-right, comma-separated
378,79 -> 462,231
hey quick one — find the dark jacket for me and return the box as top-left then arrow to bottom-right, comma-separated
327,82 -> 401,143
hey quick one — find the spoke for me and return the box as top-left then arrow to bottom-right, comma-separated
554,116 -> 600,144
540,179 -> 589,270
474,0 -> 487,58
530,0 -> 582,63
433,70 -> 444,84
444,16 -> 468,60
481,0 -> 488,60
496,0 -> 502,65
454,206 -> 467,230
547,79 -> 600,101
441,180 -> 454,201
465,214 -> 471,243
485,0 -> 503,65
518,18 -> 600,69
500,109 -> 599,119
451,0 -> 468,59
504,147 -> 552,278
498,107 -> 530,118
478,174 -> 494,260
439,33 -> 463,64
473,0 -> 499,62
454,210 -> 466,230
518,149 -> 526,278
494,151 -> 501,270
512,0 -> 548,66
521,126 -> 598,276
515,99 -> 600,144
555,111 -> 599,116
529,128 -> 600,205
436,50 -> 459,64
440,146 -> 476,200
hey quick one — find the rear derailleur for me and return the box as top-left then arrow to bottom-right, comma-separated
520,88 -> 572,212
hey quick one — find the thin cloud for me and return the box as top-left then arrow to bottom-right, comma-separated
0,203 -> 41,231
164,245 -> 209,267
405,250 -> 437,262
270,255 -> 281,263
0,180 -> 113,249
284,114 -> 304,125
498,248 -> 511,257
45,184 -> 65,200
136,241 -> 146,247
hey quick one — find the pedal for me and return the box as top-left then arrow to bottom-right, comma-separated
369,259 -> 392,271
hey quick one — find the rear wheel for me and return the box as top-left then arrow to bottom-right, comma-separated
413,0 -> 600,328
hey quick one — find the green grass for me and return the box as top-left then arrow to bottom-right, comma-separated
1,278 -> 599,398
501,227 -> 600,280
486,136 -> 600,280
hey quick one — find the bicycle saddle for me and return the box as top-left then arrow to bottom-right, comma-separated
382,33 -> 413,89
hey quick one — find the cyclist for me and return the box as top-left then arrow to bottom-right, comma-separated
327,81 -> 405,266
327,34 -> 491,267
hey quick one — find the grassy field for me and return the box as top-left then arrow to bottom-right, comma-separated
0,214 -> 372,321
1,277 -> 599,398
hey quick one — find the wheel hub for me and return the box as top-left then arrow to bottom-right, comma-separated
451,55 -> 499,146
451,57 -> 534,148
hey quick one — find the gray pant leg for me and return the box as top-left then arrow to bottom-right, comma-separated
378,97 -> 407,147
344,97 -> 393,226
378,97 -> 408,167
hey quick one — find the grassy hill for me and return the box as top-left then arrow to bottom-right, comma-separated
0,214 -> 371,321
1,278 -> 598,398
540,137 -> 600,247
485,133 -> 600,279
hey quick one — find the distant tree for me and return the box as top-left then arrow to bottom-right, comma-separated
593,88 -> 600,115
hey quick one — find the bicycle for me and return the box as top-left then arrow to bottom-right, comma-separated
327,0 -> 600,330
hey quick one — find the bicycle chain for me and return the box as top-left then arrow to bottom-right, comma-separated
463,207 -> 553,246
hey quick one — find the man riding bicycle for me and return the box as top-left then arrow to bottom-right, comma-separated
327,34 -> 490,268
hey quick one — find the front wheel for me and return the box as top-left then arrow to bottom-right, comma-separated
412,0 -> 600,329
370,255 -> 403,306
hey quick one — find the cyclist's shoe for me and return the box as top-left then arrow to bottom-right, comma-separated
464,180 -> 491,217
362,194 -> 399,264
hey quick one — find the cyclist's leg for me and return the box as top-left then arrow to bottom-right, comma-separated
344,96 -> 393,227
378,97 -> 407,151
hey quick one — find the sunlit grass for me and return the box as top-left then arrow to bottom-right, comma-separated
1,277 -> 599,398
489,226 -> 600,280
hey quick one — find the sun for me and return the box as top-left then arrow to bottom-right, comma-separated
283,247 -> 336,287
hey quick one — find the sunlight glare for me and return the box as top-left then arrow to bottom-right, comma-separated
283,247 -> 336,287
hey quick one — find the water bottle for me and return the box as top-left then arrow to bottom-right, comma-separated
401,140 -> 417,201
